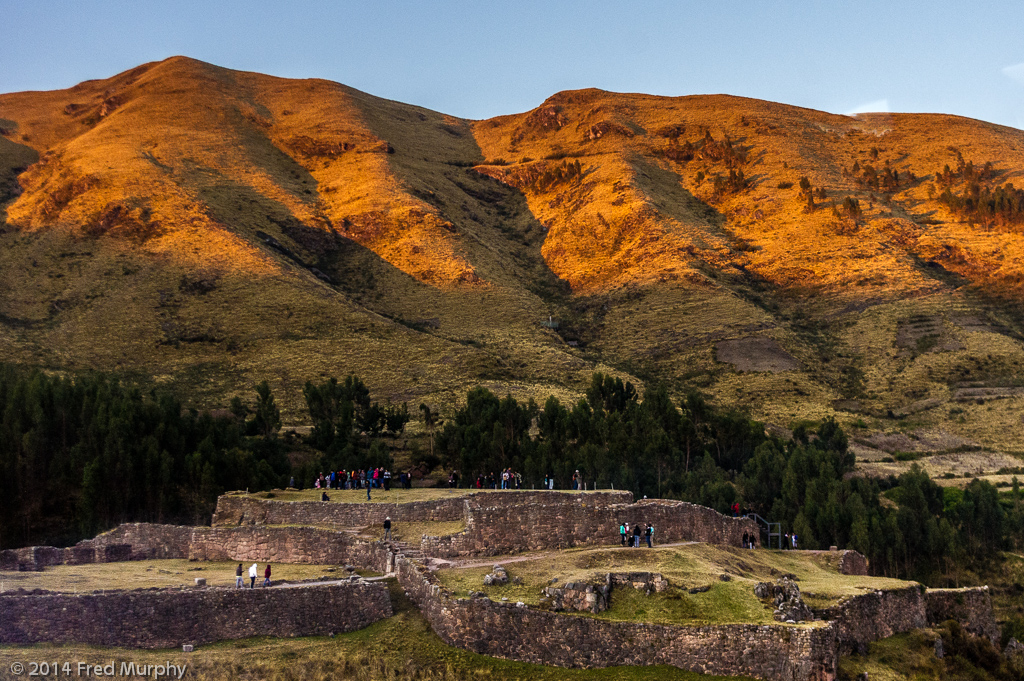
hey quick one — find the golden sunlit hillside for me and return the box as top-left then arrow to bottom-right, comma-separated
3,56 -> 1024,467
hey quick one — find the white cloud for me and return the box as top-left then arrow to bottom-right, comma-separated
1003,63 -> 1024,85
845,99 -> 890,116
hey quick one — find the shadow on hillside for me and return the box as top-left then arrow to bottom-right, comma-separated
347,94 -> 571,305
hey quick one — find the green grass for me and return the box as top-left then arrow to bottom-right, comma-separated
362,520 -> 466,542
435,544 -> 915,624
0,560 -> 347,592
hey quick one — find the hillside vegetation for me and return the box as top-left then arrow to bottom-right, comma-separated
2,56 -> 1024,463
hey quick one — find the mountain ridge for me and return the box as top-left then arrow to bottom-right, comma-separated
2,56 -> 1024,461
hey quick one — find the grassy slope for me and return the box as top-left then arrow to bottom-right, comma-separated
2,58 -> 1024,463
436,543 -> 913,624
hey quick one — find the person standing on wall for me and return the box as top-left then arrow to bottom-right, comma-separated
619,521 -> 627,546
384,516 -> 392,541
235,563 -> 243,589
263,563 -> 272,587
248,563 -> 257,589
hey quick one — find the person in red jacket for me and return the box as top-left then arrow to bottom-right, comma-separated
263,564 -> 272,587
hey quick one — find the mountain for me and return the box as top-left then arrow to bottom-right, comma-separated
2,56 -> 1024,459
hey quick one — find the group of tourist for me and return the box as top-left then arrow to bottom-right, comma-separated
741,532 -> 758,549
235,563 -> 272,588
474,469 -> 523,489
618,521 -> 655,547
314,469 -> 415,493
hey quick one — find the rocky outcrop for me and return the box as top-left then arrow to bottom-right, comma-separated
926,587 -> 1000,643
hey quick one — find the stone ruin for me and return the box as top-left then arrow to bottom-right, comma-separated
755,577 -> 814,623
0,489 -> 1006,681
542,572 -> 673,614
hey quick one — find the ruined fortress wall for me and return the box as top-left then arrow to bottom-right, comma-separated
838,550 -> 868,576
188,526 -> 392,572
79,523 -> 194,559
0,581 -> 391,648
812,586 -> 927,653
3,524 -> 393,573
422,497 -> 758,557
926,587 -> 1000,643
395,557 -> 837,681
211,490 -> 632,528
211,493 -> 467,527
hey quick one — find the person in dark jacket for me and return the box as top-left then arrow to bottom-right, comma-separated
383,516 -> 392,541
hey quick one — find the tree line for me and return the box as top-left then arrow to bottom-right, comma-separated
3,365 -> 1022,585
435,373 -> 1024,582
0,366 -> 288,548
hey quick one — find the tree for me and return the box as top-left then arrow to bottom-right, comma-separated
252,381 -> 281,440
420,403 -> 440,460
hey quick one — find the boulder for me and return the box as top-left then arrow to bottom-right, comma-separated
483,565 -> 509,587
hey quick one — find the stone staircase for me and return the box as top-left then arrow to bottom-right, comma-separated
384,538 -> 452,571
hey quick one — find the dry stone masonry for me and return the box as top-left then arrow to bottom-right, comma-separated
0,490 -> 1003,681
0,580 -> 391,648
420,494 -> 758,557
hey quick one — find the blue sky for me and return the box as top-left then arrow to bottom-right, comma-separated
3,0 -> 1023,129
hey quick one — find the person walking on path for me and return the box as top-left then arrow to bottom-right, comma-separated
383,516 -> 392,541
248,563 -> 257,589
235,563 -> 243,589
263,564 -> 272,587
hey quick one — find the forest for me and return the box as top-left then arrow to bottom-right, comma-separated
2,366 -> 1022,585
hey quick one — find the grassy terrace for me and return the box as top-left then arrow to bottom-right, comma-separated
436,543 -> 913,626
0,560 -> 359,592
236,488 -> 618,503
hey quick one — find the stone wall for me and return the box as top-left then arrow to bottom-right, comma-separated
0,580 -> 391,648
211,493 -> 469,527
189,526 -> 392,573
0,544 -> 134,572
543,581 -> 611,613
395,557 -> 838,681
813,586 -> 927,653
926,587 -> 1000,643
837,550 -> 868,576
79,523 -> 194,559
542,573 -> 671,614
422,497 -> 758,557
3,523 -> 393,575
213,490 -> 631,529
